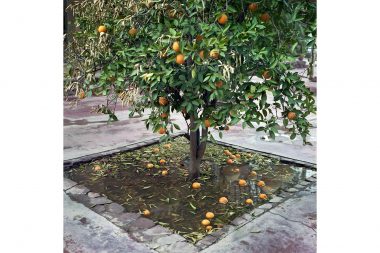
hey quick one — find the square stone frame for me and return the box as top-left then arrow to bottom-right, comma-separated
64,132 -> 317,252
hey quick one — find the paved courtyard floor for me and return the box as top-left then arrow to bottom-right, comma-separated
64,93 -> 317,253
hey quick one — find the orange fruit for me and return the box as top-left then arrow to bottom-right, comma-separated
232,168 -> 240,173
215,80 -> 223,88
98,25 -> 107,33
162,170 -> 168,176
128,27 -> 137,37
143,209 -> 151,216
159,159 -> 166,164
260,13 -> 270,22
259,193 -> 268,200
172,41 -> 180,52
160,112 -> 168,118
158,127 -> 166,134
158,96 -> 168,106
204,119 -> 211,128
245,198 -> 253,205
176,54 -> 185,64
250,171 -> 257,176
287,112 -> 297,120
224,150 -> 231,155
201,219 -> 211,226
248,3 -> 258,12
227,159 -> 234,165
205,212 -> 215,219
152,148 -> 160,153
257,180 -> 265,187
206,225 -> 213,231
199,50 -> 205,60
262,70 -> 271,80
192,182 -> 201,189
218,13 -> 228,25
235,154 -> 241,159
238,179 -> 247,187
209,49 -> 219,59
196,35 -> 203,42
219,196 -> 228,204
78,89 -> 85,99
93,165 -> 102,171
163,143 -> 171,149
146,163 -> 154,169
229,154 -> 236,160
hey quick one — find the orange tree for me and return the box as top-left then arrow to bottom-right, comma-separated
65,0 -> 316,179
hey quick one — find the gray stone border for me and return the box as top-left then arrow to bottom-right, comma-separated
64,135 -> 317,252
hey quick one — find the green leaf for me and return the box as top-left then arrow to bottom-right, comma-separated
290,133 -> 296,140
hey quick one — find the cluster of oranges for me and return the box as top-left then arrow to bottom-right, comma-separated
172,41 -> 185,65
201,212 -> 215,231
224,150 -> 241,165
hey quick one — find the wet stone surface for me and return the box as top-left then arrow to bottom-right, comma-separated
127,217 -> 156,232
65,136 -> 315,243
251,208 -> 265,216
64,178 -> 78,190
66,184 -> 90,195
258,203 -> 273,210
269,196 -> 283,203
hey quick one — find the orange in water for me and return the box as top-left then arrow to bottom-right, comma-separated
227,159 -> 234,165
201,219 -> 211,226
158,127 -> 166,134
159,159 -> 166,164
152,148 -> 160,153
259,193 -> 268,200
192,182 -> 201,189
206,225 -> 213,231
287,112 -> 297,120
257,180 -> 265,187
205,212 -> 215,219
224,150 -> 231,156
176,54 -> 185,64
146,163 -> 154,169
218,13 -> 228,25
245,198 -> 253,205
161,170 -> 168,176
143,209 -> 151,216
250,171 -> 257,176
163,143 -> 171,149
172,41 -> 180,52
229,154 -> 236,160
219,197 -> 228,204
98,25 -> 107,33
235,154 -> 241,159
93,165 -> 102,171
238,179 -> 247,186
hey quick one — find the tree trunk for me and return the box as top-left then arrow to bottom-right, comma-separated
188,115 -> 207,180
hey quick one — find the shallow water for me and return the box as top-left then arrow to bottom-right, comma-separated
66,137 -> 315,242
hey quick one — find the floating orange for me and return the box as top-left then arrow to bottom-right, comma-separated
259,193 -> 268,200
206,225 -> 213,231
238,179 -> 247,187
227,159 -> 234,165
98,25 -> 107,33
250,171 -> 257,176
201,219 -> 211,226
192,182 -> 201,189
245,198 -> 253,205
229,154 -> 236,160
205,212 -> 215,219
257,180 -> 265,187
224,150 -> 231,156
159,159 -> 166,165
235,154 -> 241,159
152,148 -> 160,153
219,197 -> 228,204
163,143 -> 172,149
93,165 -> 102,171
143,209 -> 151,216
146,163 -> 154,169
162,170 -> 168,176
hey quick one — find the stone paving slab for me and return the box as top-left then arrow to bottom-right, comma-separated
64,193 -> 154,253
201,184 -> 316,253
